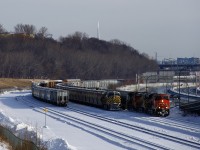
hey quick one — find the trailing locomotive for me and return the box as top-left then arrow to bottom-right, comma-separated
32,82 -> 69,106
56,83 -> 121,110
120,91 -> 170,116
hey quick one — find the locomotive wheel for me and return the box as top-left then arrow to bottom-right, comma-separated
103,104 -> 107,110
138,107 -> 144,112
103,104 -> 111,110
164,110 -> 170,117
107,105 -> 111,110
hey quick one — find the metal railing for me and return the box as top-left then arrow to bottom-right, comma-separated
179,101 -> 200,114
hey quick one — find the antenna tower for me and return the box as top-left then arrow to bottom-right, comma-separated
97,21 -> 100,39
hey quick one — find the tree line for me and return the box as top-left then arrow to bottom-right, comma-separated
0,24 -> 158,80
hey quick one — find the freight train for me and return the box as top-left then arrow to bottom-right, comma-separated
31,80 -> 121,110
31,80 -> 170,116
32,82 -> 69,106
56,83 -> 121,110
120,91 -> 170,116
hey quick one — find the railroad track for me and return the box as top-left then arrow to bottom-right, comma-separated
17,94 -> 200,150
134,116 -> 200,133
64,106 -> 200,149
166,116 -> 200,126
16,95 -> 171,150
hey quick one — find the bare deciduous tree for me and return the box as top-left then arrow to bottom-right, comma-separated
37,26 -> 52,38
0,26 -> 158,79
14,24 -> 36,34
0,24 -> 6,33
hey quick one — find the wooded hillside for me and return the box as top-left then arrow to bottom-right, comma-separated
0,24 -> 158,80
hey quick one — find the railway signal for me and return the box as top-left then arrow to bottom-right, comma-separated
43,108 -> 48,128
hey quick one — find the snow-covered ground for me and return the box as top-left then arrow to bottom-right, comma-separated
0,142 -> 9,150
0,90 -> 200,150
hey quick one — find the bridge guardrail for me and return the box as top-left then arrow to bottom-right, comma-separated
168,88 -> 200,114
179,101 -> 200,114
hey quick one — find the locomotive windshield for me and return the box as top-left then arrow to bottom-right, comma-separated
163,96 -> 169,100
155,95 -> 169,100
107,92 -> 120,97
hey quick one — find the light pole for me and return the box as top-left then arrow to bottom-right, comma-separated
186,83 -> 189,103
145,75 -> 157,93
178,68 -> 188,106
196,72 -> 198,96
178,68 -> 185,105
146,76 -> 151,92
178,70 -> 181,104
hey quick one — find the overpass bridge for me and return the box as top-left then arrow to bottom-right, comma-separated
159,64 -> 200,71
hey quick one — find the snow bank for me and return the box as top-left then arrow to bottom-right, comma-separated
48,139 -> 69,150
0,142 -> 9,150
0,109 -> 70,150
0,110 -> 16,128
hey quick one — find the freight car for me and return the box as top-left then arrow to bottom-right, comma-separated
32,82 -> 69,106
56,83 -> 121,110
120,91 -> 170,116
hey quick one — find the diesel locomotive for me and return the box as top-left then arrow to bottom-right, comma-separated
120,91 -> 170,116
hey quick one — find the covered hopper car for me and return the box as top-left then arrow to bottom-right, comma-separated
32,82 -> 69,106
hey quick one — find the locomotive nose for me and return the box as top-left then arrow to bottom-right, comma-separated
158,102 -> 168,109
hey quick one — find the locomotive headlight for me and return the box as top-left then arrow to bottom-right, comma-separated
162,100 -> 163,102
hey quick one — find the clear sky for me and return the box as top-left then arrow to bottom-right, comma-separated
1,0 -> 200,60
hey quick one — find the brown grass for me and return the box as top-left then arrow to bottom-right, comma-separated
0,78 -> 43,90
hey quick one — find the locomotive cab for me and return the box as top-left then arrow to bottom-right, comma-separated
154,94 -> 170,116
102,91 -> 121,110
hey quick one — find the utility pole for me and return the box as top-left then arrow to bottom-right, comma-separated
196,72 -> 197,96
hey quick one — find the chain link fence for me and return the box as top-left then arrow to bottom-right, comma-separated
0,125 -> 39,150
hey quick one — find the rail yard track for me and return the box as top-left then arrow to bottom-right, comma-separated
15,94 -> 200,150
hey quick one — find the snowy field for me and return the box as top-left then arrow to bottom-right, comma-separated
0,90 -> 200,150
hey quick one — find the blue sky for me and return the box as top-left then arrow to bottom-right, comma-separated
1,0 -> 200,60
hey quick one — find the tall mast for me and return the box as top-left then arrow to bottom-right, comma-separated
97,21 -> 100,39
